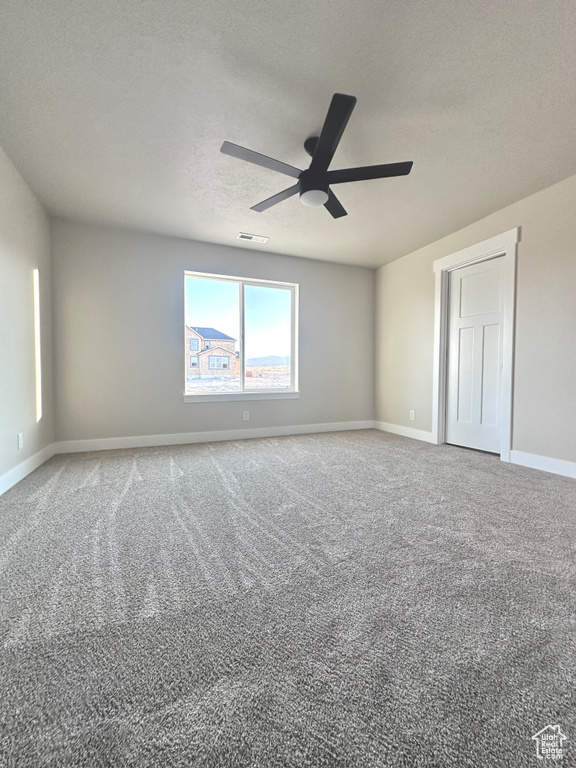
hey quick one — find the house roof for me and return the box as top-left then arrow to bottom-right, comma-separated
188,327 -> 235,341
197,345 -> 235,356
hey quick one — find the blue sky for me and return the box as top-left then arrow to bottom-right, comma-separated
185,277 -> 291,358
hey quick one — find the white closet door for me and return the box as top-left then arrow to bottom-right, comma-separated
446,257 -> 503,453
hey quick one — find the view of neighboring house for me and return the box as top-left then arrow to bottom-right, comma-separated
185,326 -> 237,377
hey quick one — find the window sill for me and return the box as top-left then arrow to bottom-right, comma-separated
184,391 -> 300,403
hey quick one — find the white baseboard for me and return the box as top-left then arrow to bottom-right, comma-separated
0,422 -> 374,495
5,427 -> 572,496
55,421 -> 376,454
0,443 -> 57,496
374,421 -> 436,444
510,450 -> 576,480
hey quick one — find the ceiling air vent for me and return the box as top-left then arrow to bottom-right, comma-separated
238,233 -> 268,243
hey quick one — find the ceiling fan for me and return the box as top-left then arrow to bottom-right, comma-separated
220,93 -> 413,219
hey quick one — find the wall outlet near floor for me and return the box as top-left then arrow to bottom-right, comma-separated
243,410 -> 250,422
409,410 -> 415,421
17,432 -> 24,450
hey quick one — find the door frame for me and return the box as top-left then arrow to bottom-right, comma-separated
431,228 -> 519,461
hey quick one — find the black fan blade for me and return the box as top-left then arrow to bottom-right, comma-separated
221,142 -> 301,179
324,189 -> 347,218
327,161 -> 413,184
251,183 -> 300,212
309,94 -> 357,174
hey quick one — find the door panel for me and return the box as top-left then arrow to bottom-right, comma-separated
460,268 -> 501,317
446,258 -> 503,453
481,323 -> 500,427
457,327 -> 474,423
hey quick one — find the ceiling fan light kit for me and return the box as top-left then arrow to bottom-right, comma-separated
299,189 -> 329,207
220,93 -> 413,219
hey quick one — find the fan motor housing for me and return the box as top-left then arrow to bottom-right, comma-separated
299,169 -> 328,196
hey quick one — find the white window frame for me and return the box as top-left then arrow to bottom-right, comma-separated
190,338 -> 199,351
431,227 -> 519,462
189,355 -> 199,368
184,271 -> 299,402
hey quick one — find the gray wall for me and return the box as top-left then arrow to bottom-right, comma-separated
6,157 -> 572,467
0,147 -> 54,475
376,173 -> 576,463
52,219 -> 375,441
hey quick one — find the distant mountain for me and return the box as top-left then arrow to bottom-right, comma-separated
246,356 -> 289,366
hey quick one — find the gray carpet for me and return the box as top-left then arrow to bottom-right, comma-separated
1,430 -> 575,767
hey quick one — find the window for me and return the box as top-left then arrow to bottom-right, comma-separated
189,355 -> 198,368
33,269 -> 42,422
209,356 -> 229,369
189,338 -> 199,351
184,271 -> 298,398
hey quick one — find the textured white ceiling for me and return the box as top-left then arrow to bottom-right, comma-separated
0,0 -> 575,267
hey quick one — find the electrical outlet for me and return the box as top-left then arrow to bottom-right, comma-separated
17,433 -> 24,450
409,410 -> 415,421
243,410 -> 250,422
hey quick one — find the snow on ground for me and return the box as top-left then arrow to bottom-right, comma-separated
186,367 -> 290,394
